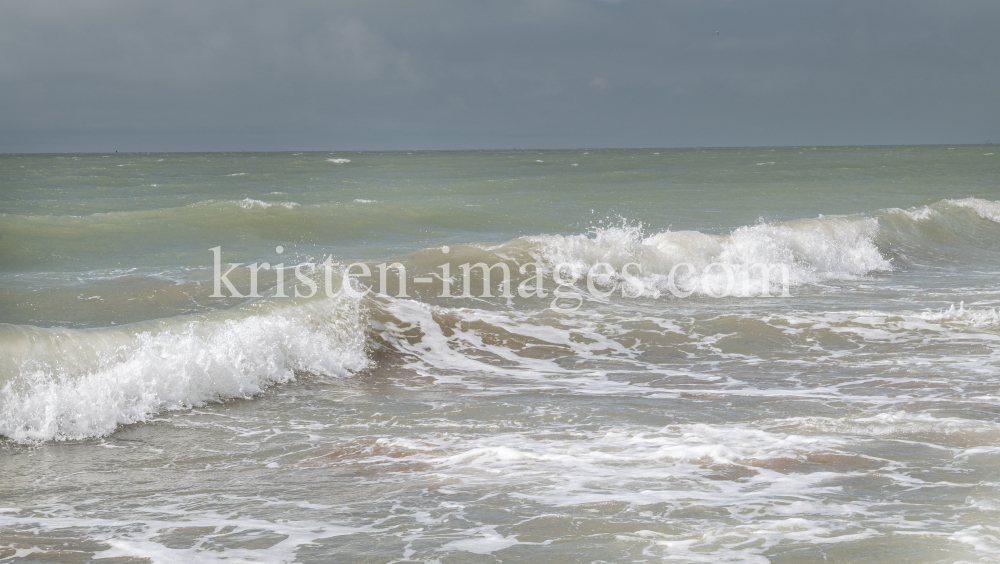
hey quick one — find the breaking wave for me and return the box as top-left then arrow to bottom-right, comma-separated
0,296 -> 368,442
2,198 -> 998,443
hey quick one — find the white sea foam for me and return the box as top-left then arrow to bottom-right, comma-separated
373,298 -> 652,394
0,510 -> 363,563
777,306 -> 1000,340
433,424 -> 841,470
883,198 -> 1000,227
948,197 -> 1000,223
888,205 -> 936,221
0,297 -> 368,442
769,411 -> 1000,439
327,158 -> 351,164
439,526 -> 521,554
950,525 -> 1000,557
624,520 -> 879,564
529,215 -> 890,297
278,415 -> 946,561
236,198 -> 299,209
336,421 -> 866,555
916,302 -> 1000,327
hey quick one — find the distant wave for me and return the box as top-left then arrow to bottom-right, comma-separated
237,198 -> 299,209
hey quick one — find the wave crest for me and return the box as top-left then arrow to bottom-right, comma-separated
0,296 -> 368,443
528,215 -> 890,297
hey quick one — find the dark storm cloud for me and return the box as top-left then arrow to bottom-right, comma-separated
1,0 -> 998,151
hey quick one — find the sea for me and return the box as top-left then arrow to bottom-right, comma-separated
1,146 -> 999,563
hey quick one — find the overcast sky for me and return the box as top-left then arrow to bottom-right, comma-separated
2,0 -> 998,152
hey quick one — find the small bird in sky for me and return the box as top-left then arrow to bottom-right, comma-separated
716,31 -> 720,35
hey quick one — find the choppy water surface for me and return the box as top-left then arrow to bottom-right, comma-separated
1,147 -> 999,562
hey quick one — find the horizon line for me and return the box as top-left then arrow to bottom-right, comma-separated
1,142 -> 993,156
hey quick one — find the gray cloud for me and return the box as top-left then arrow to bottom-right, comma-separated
2,0 -> 998,151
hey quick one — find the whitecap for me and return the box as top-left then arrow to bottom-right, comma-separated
948,197 -> 1000,223
528,215 -> 890,298
0,297 -> 368,442
236,198 -> 299,210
